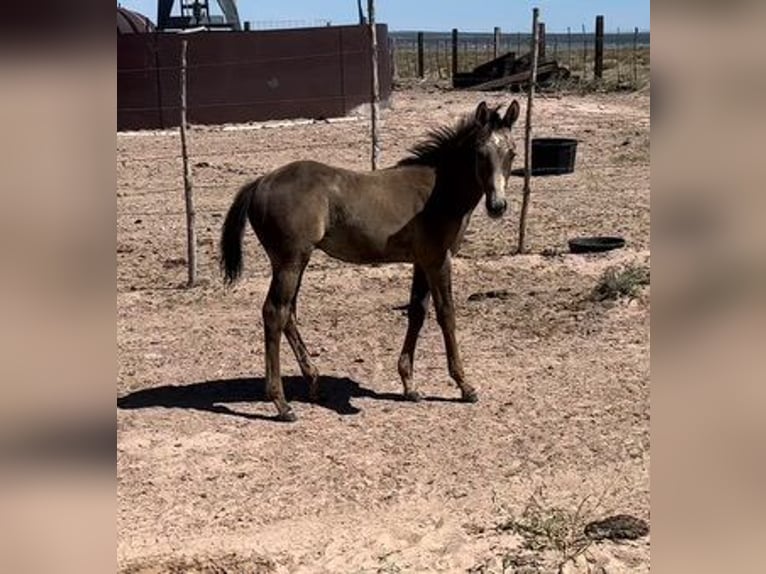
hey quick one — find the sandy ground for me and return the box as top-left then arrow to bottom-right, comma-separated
117,87 -> 650,573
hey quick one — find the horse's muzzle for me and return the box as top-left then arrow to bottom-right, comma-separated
486,197 -> 508,219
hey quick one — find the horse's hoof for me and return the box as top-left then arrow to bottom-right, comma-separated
461,389 -> 479,403
277,410 -> 297,423
404,390 -> 422,402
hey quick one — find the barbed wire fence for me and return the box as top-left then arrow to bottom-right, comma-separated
117,126 -> 372,211
117,130 -> 648,212
390,27 -> 649,87
117,127 -> 647,221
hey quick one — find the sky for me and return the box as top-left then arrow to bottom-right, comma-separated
118,1 -> 650,32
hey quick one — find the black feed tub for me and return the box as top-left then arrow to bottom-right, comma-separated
568,236 -> 626,254
531,138 -> 578,175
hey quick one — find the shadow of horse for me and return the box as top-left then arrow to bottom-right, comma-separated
117,376 -> 464,422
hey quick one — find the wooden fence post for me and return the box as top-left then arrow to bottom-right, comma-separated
633,27 -> 639,86
494,26 -> 501,59
517,8 -> 541,255
538,22 -> 546,60
582,24 -> 588,79
368,0 -> 380,170
567,26 -> 572,69
417,31 -> 424,78
594,15 -> 604,79
179,39 -> 197,287
616,26 -> 622,83
451,28 -> 459,76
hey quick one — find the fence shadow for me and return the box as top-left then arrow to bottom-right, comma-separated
117,375 -> 413,422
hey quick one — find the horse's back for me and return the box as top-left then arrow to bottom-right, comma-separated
250,159 -> 436,263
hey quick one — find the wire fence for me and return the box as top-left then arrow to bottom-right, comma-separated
391,29 -> 650,87
116,122 -> 376,218
116,126 -> 649,219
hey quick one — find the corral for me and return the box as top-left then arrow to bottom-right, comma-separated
117,85 -> 650,572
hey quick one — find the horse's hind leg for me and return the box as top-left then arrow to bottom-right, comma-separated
285,283 -> 320,402
397,264 -> 430,401
263,259 -> 306,422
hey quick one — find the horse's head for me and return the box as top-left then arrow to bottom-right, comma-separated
474,100 -> 520,219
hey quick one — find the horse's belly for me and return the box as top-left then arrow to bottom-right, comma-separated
318,225 -> 414,264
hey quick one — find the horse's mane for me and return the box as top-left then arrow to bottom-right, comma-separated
397,107 -> 500,167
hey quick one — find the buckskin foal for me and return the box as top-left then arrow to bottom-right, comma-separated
221,100 -> 521,421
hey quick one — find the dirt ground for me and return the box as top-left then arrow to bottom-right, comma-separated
117,86 -> 650,573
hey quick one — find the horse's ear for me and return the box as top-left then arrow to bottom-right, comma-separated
504,100 -> 520,128
475,101 -> 490,124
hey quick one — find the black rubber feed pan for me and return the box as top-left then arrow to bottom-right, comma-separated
532,138 -> 578,175
568,236 -> 626,253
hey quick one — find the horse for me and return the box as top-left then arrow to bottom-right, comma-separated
220,100 -> 521,421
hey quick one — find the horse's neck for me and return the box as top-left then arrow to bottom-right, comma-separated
431,161 -> 482,218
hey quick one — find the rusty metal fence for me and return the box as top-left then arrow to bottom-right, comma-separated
118,24 -> 392,131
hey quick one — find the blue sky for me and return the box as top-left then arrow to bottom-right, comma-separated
118,1 -> 650,32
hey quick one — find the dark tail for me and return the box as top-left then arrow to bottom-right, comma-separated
220,178 -> 260,285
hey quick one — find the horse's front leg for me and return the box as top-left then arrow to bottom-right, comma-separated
424,255 -> 478,403
397,264 -> 430,401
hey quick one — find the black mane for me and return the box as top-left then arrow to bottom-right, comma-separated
397,109 -> 499,167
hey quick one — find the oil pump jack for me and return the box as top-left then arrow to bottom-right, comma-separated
156,0 -> 241,30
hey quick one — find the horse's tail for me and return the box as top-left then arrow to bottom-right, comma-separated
220,177 -> 260,286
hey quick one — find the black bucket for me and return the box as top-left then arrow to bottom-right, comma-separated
531,138 -> 578,175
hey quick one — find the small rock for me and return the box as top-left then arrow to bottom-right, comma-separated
584,514 -> 649,541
